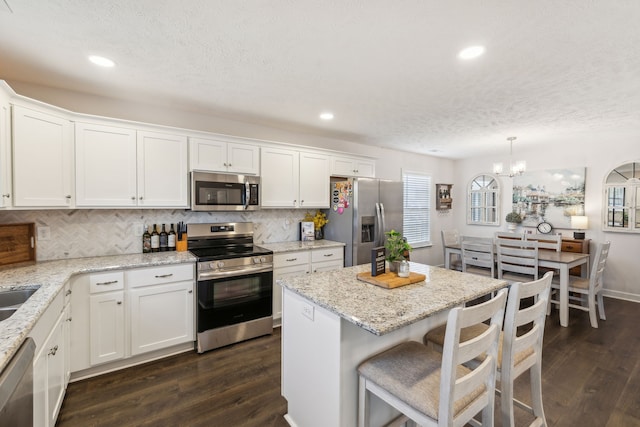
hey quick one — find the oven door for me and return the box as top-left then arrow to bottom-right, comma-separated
197,269 -> 273,332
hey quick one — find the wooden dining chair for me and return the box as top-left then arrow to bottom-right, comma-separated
496,238 -> 539,284
425,272 -> 553,427
525,233 -> 561,252
358,289 -> 508,427
494,231 -> 525,241
441,229 -> 462,271
548,241 -> 611,328
461,237 -> 495,278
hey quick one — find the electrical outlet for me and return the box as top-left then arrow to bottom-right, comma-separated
134,223 -> 144,236
37,226 -> 50,241
301,302 -> 314,321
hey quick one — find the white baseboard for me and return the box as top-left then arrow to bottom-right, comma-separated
603,289 -> 640,303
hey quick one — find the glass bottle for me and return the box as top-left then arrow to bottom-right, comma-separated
151,224 -> 160,252
168,223 -> 176,251
398,259 -> 410,278
159,224 -> 168,252
142,225 -> 151,253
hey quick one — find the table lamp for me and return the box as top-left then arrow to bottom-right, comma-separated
571,216 -> 588,239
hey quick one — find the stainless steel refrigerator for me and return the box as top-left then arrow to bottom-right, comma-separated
323,177 -> 403,267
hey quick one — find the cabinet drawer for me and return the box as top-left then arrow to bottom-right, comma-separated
311,247 -> 344,263
561,239 -> 588,254
274,251 -> 310,268
126,264 -> 194,288
89,271 -> 124,293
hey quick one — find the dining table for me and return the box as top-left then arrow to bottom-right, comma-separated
444,243 -> 590,327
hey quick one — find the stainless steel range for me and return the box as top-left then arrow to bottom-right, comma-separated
188,222 -> 273,353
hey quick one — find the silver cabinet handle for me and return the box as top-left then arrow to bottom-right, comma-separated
293,199 -> 297,206
117,301 -> 122,305
286,258 -> 297,262
139,196 -> 144,200
131,196 -> 136,200
224,162 -> 228,167
48,345 -> 59,356
1,193 -> 9,198
188,290 -> 193,294
97,280 -> 118,286
65,289 -> 72,296
228,163 -> 232,167
155,273 -> 174,278
65,195 -> 71,199
323,253 -> 334,257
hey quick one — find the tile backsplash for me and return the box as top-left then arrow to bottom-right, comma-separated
0,209 -> 307,261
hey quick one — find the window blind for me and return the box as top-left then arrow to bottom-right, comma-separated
402,171 -> 431,248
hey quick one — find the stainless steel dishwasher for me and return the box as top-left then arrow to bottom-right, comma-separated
0,337 -> 35,427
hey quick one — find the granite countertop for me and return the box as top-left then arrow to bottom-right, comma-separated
260,239 -> 345,253
277,262 -> 508,336
0,251 -> 196,372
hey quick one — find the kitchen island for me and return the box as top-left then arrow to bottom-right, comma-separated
278,262 -> 507,427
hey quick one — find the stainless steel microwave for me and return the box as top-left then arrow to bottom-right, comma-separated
190,171 -> 260,211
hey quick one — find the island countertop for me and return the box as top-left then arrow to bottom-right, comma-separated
277,262 -> 508,336
0,252 -> 196,372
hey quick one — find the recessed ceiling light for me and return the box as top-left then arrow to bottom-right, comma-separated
458,45 -> 485,60
88,55 -> 115,67
319,112 -> 334,120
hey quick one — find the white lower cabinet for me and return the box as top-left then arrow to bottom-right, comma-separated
272,247 -> 344,323
31,284 -> 71,427
129,280 -> 194,356
89,290 -> 126,365
70,263 -> 195,378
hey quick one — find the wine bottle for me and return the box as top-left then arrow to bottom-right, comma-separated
142,225 -> 151,253
151,224 -> 160,252
168,223 -> 176,251
160,224 -> 168,252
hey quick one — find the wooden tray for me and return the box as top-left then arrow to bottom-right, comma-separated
0,223 -> 36,267
356,271 -> 426,289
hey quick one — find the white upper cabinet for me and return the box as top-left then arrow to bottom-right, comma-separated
137,130 -> 189,207
0,88 -> 10,207
331,155 -> 375,178
261,147 -> 300,208
75,122 -> 138,207
12,105 -> 73,207
299,151 -> 330,208
189,136 -> 260,175
261,147 -> 330,209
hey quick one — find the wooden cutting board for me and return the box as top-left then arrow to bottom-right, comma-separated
356,271 -> 427,289
0,223 -> 36,267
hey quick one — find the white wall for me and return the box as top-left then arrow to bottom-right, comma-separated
452,131 -> 640,301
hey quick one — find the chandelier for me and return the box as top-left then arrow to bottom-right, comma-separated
493,136 -> 526,177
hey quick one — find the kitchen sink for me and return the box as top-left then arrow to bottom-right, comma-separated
0,308 -> 18,321
0,288 -> 40,309
0,287 -> 40,321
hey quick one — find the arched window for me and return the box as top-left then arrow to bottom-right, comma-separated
603,161 -> 640,233
467,174 -> 500,225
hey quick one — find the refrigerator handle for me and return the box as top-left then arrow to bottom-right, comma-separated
380,203 -> 387,243
375,203 -> 382,246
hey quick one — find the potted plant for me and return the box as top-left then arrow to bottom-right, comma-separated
384,229 -> 412,272
505,211 -> 523,231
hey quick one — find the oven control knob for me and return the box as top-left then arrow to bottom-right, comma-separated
253,257 -> 262,264
217,261 -> 225,269
260,256 -> 267,263
208,262 -> 216,269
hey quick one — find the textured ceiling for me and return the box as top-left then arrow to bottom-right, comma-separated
1,1 -> 639,159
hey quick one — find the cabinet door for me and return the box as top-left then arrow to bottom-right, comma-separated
331,155 -> 375,178
189,137 -> 227,171
47,311 -> 66,427
12,105 -> 73,207
273,264 -> 311,321
354,159 -> 376,178
129,281 -> 195,355
312,260 -> 345,273
75,123 -> 137,206
137,130 -> 188,207
299,152 -> 330,208
0,90 -> 11,207
227,142 -> 260,175
89,291 -> 125,365
261,147 -> 299,208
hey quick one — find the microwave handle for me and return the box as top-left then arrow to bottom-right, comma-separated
244,180 -> 250,210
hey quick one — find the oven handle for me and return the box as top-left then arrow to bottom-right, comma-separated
198,264 -> 273,280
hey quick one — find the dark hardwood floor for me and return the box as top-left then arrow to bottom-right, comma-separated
57,298 -> 640,427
